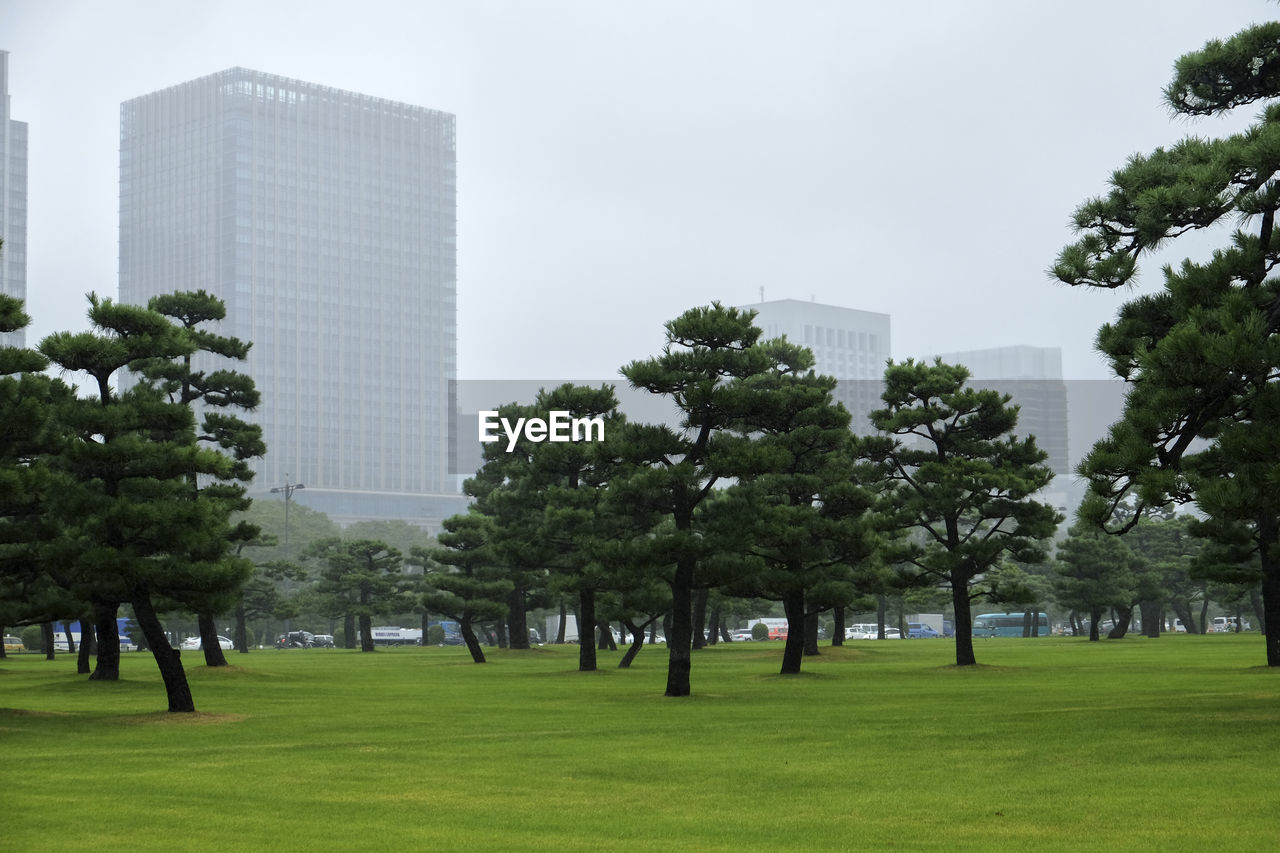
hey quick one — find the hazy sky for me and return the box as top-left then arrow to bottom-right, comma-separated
1,1 -> 1269,380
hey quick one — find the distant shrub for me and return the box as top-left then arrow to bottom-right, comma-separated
751,623 -> 770,641
20,625 -> 44,652
427,625 -> 445,645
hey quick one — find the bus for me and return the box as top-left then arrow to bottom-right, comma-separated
972,612 -> 1050,638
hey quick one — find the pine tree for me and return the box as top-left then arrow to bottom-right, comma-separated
1052,18 -> 1280,665
869,359 -> 1061,666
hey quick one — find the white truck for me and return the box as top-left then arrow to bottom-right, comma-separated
545,615 -> 579,644
368,626 -> 423,646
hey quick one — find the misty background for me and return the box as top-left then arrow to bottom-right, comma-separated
2,1 -> 1267,385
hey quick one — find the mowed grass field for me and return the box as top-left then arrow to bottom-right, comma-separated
2,634 -> 1278,851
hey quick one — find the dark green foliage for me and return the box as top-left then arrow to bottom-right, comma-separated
710,361 -> 885,674
0,294 -> 80,637
1053,16 -> 1280,665
470,384 -> 626,669
309,538 -> 408,652
412,514 -> 512,663
869,359 -> 1061,666
751,622 -> 769,641
1053,524 -> 1138,641
618,302 -> 813,696
36,294 -> 255,710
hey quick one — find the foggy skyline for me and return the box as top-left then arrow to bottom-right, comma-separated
0,1 -> 1269,382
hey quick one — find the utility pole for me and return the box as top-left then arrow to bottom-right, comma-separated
269,476 -> 305,549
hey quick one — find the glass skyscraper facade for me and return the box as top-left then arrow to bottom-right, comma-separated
119,67 -> 458,524
0,50 -> 28,348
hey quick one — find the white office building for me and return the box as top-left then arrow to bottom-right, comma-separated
746,298 -> 891,432
119,67 -> 460,525
0,50 -> 27,348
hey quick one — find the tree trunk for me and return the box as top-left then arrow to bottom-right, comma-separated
91,602 -> 120,682
705,607 -> 720,646
62,622 -> 75,654
1107,606 -> 1133,639
198,612 -> 229,666
951,581 -> 976,665
803,611 -> 820,656
76,612 -> 94,675
1249,587 -> 1265,635
619,619 -> 645,669
495,620 -> 509,649
579,588 -> 597,672
1171,602 -> 1198,634
556,602 -> 567,644
235,601 -> 250,654
421,611 -> 431,646
132,592 -> 195,712
1140,600 -> 1162,638
343,613 -> 356,648
832,605 -> 845,647
691,588 -> 708,650
459,615 -> 486,663
1022,610 -> 1032,638
507,587 -> 529,650
1199,593 -> 1210,638
1258,515 -> 1280,666
780,591 -> 806,674
665,557 -> 694,696
876,594 -> 887,640
42,622 -> 55,660
1089,607 -> 1103,642
359,613 -> 375,652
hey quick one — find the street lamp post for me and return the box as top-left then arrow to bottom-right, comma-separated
269,476 -> 305,549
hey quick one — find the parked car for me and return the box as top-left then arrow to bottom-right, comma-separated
311,634 -> 336,647
4,635 -> 23,652
730,628 -> 755,642
275,631 -> 315,648
881,627 -> 903,640
907,622 -> 941,639
181,635 -> 234,650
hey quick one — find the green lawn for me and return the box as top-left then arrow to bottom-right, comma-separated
2,635 -> 1277,850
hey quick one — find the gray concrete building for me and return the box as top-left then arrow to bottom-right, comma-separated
0,50 -> 28,348
119,67 -> 460,526
934,344 -> 1074,512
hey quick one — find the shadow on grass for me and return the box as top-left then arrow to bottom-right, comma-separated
113,711 -> 248,725
185,665 -> 282,680
933,663 -> 1018,673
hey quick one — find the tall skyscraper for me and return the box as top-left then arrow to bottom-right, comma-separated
746,298 -> 891,432
119,67 -> 459,525
0,50 -> 28,348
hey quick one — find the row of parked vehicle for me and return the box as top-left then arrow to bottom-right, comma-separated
723,622 -> 949,641
275,631 -> 336,648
